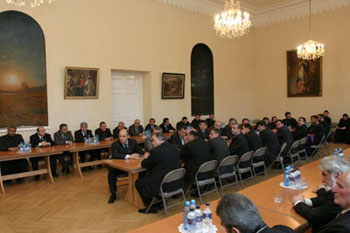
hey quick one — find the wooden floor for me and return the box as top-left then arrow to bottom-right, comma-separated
0,143 -> 348,233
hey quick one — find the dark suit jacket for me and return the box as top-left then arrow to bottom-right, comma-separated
229,134 -> 249,157
74,129 -> 93,143
113,127 -> 127,139
267,122 -> 277,130
191,119 -> 201,130
308,123 -> 325,145
198,129 -> 209,140
176,121 -> 191,130
128,124 -> 144,136
283,118 -> 297,129
94,128 -> 112,140
259,128 -> 280,160
222,125 -> 233,139
208,137 -> 229,162
54,131 -> 74,145
293,125 -> 308,141
321,121 -> 330,135
244,132 -> 262,151
139,142 -> 182,197
293,188 -> 342,233
145,124 -> 158,133
30,133 -> 55,148
206,118 -> 215,129
277,126 -> 294,156
259,225 -> 295,233
324,116 -> 331,126
169,132 -> 185,150
0,134 -> 24,151
318,211 -> 350,233
180,138 -> 212,183
159,123 -> 175,133
111,139 -> 143,159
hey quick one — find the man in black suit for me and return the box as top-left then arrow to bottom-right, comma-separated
318,171 -> 350,233
293,117 -> 308,141
222,118 -> 237,139
335,114 -> 350,143
318,114 -> 331,138
267,116 -> 278,131
159,117 -> 175,133
75,122 -> 96,164
198,120 -> 209,140
275,120 -> 294,158
191,114 -> 201,131
169,125 -> 187,150
208,128 -> 230,163
181,131 -> 212,186
323,110 -> 331,126
176,116 -> 191,130
95,121 -> 113,141
291,156 -> 348,233
217,193 -> 295,233
206,114 -> 215,130
0,126 -> 29,176
128,119 -> 144,136
145,118 -> 158,133
229,123 -> 249,158
30,126 -> 58,179
241,124 -> 262,151
108,129 -> 143,204
256,121 -> 280,161
307,115 -> 325,156
54,123 -> 74,174
136,133 -> 182,214
113,121 -> 127,139
282,112 -> 298,129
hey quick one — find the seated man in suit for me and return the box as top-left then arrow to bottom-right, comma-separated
291,156 -> 348,233
113,121 -> 127,139
318,114 -> 331,138
0,126 -> 29,177
242,118 -> 250,125
159,117 -> 175,133
206,114 -> 215,130
145,118 -> 158,133
229,123 -> 249,158
217,193 -> 295,233
323,110 -> 331,126
241,124 -> 262,152
208,128 -> 230,163
128,119 -> 144,136
292,117 -> 308,141
176,116 -> 191,130
198,120 -> 209,141
169,125 -> 187,150
267,116 -> 278,132
181,131 -> 212,187
95,121 -> 113,141
30,126 -> 58,179
275,120 -> 294,158
108,129 -> 143,204
256,121 -> 280,162
282,111 -> 298,129
307,115 -> 325,156
75,122 -> 97,165
334,114 -> 350,143
144,127 -> 162,152
191,114 -> 201,131
135,133 -> 182,214
54,123 -> 74,174
222,118 -> 237,140
318,171 -> 350,233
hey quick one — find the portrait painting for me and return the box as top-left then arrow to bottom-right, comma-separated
64,66 -> 99,99
161,73 -> 185,99
0,11 -> 48,128
287,50 -> 322,97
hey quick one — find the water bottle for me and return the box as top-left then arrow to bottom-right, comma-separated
338,148 -> 344,159
187,208 -> 197,233
183,201 -> 190,231
190,199 -> 196,210
195,205 -> 203,232
202,202 -> 212,232
87,135 -> 91,144
289,169 -> 295,187
27,143 -> 32,152
95,135 -> 99,143
284,167 -> 290,187
334,149 -> 338,157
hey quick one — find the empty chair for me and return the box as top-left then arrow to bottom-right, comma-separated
268,143 -> 287,170
287,140 -> 301,164
298,136 -> 309,160
146,168 -> 186,216
251,147 -> 269,180
216,155 -> 240,195
323,131 -> 332,155
236,151 -> 255,187
309,135 -> 326,157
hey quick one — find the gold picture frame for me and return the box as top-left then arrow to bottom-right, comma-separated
64,66 -> 99,99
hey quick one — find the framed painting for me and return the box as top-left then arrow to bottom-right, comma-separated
64,66 -> 99,99
287,50 -> 322,97
161,73 -> 185,99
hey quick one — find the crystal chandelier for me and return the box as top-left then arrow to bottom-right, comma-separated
297,0 -> 325,60
214,0 -> 251,39
5,0 -> 55,7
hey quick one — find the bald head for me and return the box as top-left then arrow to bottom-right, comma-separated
118,128 -> 128,144
37,126 -> 46,137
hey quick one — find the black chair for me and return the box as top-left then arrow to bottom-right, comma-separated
216,155 -> 240,195
236,151 -> 255,187
251,147 -> 269,180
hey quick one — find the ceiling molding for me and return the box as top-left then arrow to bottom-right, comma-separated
157,0 -> 350,27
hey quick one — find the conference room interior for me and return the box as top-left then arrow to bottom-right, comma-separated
1,0 -> 350,232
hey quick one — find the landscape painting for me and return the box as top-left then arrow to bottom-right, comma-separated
0,11 -> 48,128
287,50 -> 322,97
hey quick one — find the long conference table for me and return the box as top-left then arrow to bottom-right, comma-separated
127,148 -> 350,233
0,133 -> 173,193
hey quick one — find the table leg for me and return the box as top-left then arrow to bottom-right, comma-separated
124,172 -> 145,208
73,152 -> 83,178
45,155 -> 54,184
0,167 -> 4,194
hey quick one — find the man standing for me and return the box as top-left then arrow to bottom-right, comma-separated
0,126 -> 28,176
169,125 -> 187,150
128,119 -> 144,136
54,123 -> 74,174
108,129 -> 143,204
30,126 -> 58,179
136,133 -> 182,214
256,121 -> 280,161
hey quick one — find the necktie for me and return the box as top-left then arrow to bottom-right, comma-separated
124,144 -> 127,148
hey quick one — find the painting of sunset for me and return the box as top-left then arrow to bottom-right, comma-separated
0,11 -> 48,128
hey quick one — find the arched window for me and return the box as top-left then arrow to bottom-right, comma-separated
0,11 -> 48,128
191,43 -> 214,116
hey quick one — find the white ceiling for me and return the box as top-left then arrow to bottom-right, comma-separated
158,0 -> 350,26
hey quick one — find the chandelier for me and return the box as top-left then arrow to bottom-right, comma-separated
5,0 -> 55,7
213,0 -> 251,39
297,0 -> 325,60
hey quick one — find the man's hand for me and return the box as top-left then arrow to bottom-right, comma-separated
41,141 -> 50,147
8,147 -> 18,152
291,195 -> 304,205
143,152 -> 150,159
130,154 -> 140,159
105,137 -> 113,141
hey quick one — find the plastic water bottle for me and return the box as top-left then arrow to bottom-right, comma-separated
202,202 -> 212,232
187,208 -> 197,233
95,135 -> 99,143
190,199 -> 196,210
284,167 -> 290,187
183,201 -> 190,231
27,143 -> 32,152
334,149 -> 338,157
195,205 -> 203,232
338,148 -> 344,159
